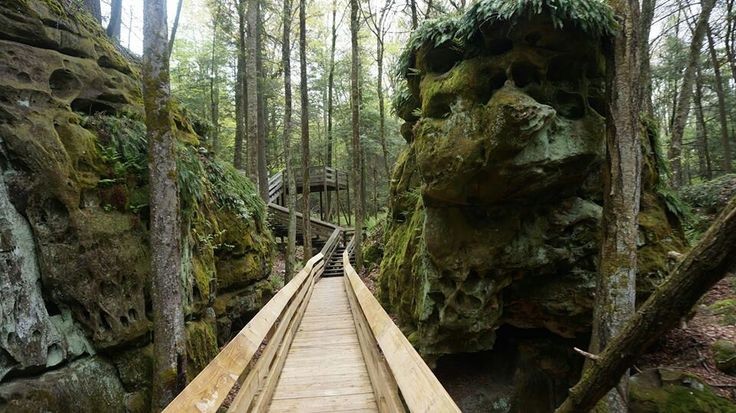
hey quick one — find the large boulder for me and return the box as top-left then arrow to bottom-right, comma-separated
383,0 -> 685,360
0,0 -> 274,408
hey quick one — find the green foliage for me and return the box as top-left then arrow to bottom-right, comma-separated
205,159 -> 266,225
680,174 -> 736,213
393,0 -> 616,81
85,114 -> 148,176
456,0 -> 616,41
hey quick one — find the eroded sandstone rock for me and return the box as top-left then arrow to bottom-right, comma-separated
383,5 -> 684,359
0,0 -> 274,408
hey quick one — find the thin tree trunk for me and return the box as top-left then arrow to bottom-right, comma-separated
234,0 -> 247,170
167,0 -> 184,57
325,0 -> 337,221
256,1 -> 268,201
707,25 -> 733,174
350,0 -> 363,270
107,0 -> 123,41
725,0 -> 736,86
668,0 -> 716,188
376,38 -> 390,178
639,0 -> 655,116
299,0 -> 312,259
282,0 -> 297,280
209,4 -> 220,155
556,196 -> 736,413
84,0 -> 101,23
409,0 -> 417,29
246,0 -> 259,182
695,65 -> 713,180
142,0 -> 186,408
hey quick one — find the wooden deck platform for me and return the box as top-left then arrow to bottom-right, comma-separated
268,277 -> 378,412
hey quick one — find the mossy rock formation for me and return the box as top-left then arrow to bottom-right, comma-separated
0,0 -> 274,410
384,0 -> 685,362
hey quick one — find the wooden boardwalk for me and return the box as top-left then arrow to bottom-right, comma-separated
165,169 -> 459,413
269,277 -> 378,412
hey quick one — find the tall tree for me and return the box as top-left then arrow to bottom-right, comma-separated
299,0 -> 312,259
408,0 -> 418,29
256,0 -> 269,201
325,0 -> 338,221
694,65 -> 713,179
587,0 -> 642,411
83,0 -> 101,23
282,0 -> 297,280
706,24 -> 733,174
668,0 -> 716,188
107,0 -> 123,41
639,0 -> 656,116
234,0 -> 247,170
246,0 -> 259,182
167,0 -> 184,57
142,0 -> 186,408
209,2 -> 221,155
365,0 -> 395,179
350,0 -> 363,269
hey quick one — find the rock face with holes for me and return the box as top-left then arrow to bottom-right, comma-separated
383,9 -> 684,364
0,1 -> 274,411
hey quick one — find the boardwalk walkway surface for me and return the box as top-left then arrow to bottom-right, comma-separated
164,169 -> 459,413
269,277 -> 378,412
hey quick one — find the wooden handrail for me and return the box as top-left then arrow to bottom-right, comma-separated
163,253 -> 325,413
342,237 -> 460,413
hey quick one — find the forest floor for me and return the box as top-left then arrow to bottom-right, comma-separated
638,275 -> 736,400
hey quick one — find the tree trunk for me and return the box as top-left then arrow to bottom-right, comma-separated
299,0 -> 312,259
209,4 -> 220,155
695,65 -> 713,180
725,0 -> 736,87
350,0 -> 363,270
256,0 -> 268,200
246,0 -> 259,183
107,0 -> 123,41
325,0 -> 337,221
142,0 -> 186,409
639,0 -> 655,116
409,0 -> 417,29
586,1 -> 642,411
556,196 -> 736,413
668,0 -> 716,188
234,0 -> 247,170
84,0 -> 101,23
167,0 -> 184,56
376,37 -> 390,179
282,0 -> 297,280
707,25 -> 733,174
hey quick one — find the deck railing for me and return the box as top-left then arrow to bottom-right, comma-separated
342,236 -> 461,413
163,252 -> 326,412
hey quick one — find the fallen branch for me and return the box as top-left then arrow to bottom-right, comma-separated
555,196 -> 736,413
573,347 -> 601,361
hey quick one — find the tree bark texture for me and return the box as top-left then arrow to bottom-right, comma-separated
282,0 -> 297,280
350,0 -> 363,269
694,65 -> 713,179
234,0 -> 247,170
299,0 -> 312,258
142,0 -> 186,409
256,1 -> 269,201
587,1 -> 642,411
246,0 -> 259,182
